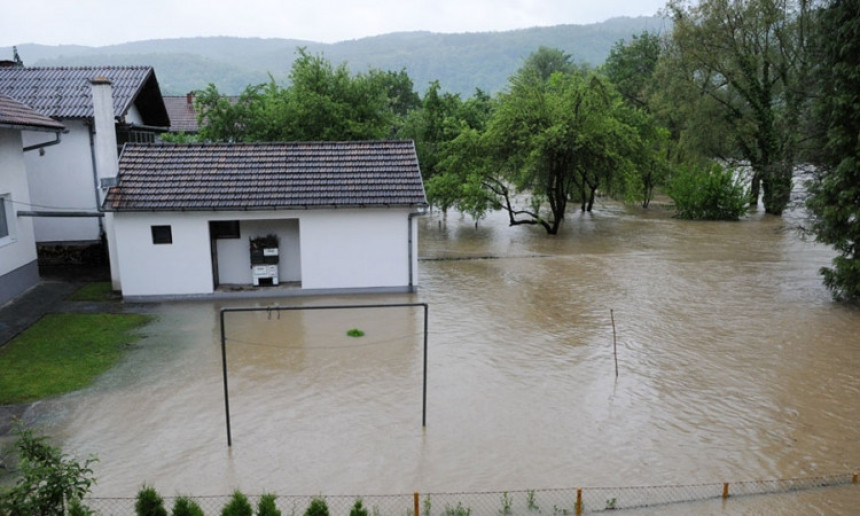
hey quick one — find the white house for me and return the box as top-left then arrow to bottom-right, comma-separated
102,140 -> 428,300
0,65 -> 169,262
0,94 -> 65,305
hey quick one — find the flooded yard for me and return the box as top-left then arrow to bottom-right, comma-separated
21,200 -> 860,512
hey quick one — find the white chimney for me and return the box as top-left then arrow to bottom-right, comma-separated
90,77 -> 122,291
90,77 -> 119,205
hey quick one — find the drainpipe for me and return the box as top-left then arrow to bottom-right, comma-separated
21,131 -> 64,153
408,209 -> 427,292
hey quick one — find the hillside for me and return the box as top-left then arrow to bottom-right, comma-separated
3,16 -> 668,97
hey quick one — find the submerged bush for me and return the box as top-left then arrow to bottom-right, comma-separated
668,162 -> 749,220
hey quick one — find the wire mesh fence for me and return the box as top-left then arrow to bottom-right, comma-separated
82,472 -> 857,515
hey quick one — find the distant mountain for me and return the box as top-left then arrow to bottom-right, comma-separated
3,16 -> 668,97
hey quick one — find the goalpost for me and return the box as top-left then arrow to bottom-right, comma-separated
219,303 -> 429,447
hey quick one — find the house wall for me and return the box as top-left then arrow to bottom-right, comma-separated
111,208 -> 419,298
21,120 -> 102,243
0,129 -> 40,306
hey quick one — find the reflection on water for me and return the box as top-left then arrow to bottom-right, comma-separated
30,201 -> 860,511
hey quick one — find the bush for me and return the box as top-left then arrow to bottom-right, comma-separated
172,496 -> 205,516
0,422 -> 97,516
257,493 -> 281,516
303,497 -> 329,516
349,498 -> 369,516
136,485 -> 168,516
221,490 -> 253,516
667,162 -> 749,220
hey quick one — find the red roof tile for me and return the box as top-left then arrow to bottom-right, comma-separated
0,94 -> 66,132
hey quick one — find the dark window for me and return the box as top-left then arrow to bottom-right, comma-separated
151,225 -> 172,244
0,197 -> 9,239
210,220 -> 240,239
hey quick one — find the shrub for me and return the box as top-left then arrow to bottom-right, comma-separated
349,498 -> 369,516
257,493 -> 281,516
303,497 -> 329,516
136,485 -> 168,516
0,422 -> 97,516
221,490 -> 253,516
172,496 -> 205,516
667,162 -> 749,220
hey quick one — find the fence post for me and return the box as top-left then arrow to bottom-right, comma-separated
414,492 -> 420,516
575,488 -> 583,515
722,483 -> 730,499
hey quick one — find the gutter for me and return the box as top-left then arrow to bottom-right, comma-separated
22,131 -> 63,153
17,210 -> 104,218
408,209 -> 428,292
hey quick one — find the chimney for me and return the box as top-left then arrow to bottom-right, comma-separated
186,91 -> 194,105
90,77 -> 119,204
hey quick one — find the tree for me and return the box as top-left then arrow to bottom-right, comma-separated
429,48 -> 649,234
195,48 -> 403,142
665,0 -> 809,215
805,0 -> 860,302
603,31 -> 663,109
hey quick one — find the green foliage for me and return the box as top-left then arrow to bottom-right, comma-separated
667,163 -> 749,220
0,423 -> 96,516
172,496 -> 205,516
805,0 -> 860,303
663,0 -> 805,215
346,329 -> 365,337
257,494 -> 282,516
0,313 -> 152,404
221,491 -> 253,516
68,498 -> 95,516
136,485 -> 168,516
349,499 -> 368,516
196,48 -> 404,143
302,497 -> 329,516
498,492 -> 513,515
444,502 -> 471,516
602,31 -> 662,109
526,490 -> 539,511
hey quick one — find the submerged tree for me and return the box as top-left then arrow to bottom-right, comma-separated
665,0 -> 810,215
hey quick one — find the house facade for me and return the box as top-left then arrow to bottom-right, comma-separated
0,94 -> 65,305
0,65 -> 169,259
103,141 -> 428,300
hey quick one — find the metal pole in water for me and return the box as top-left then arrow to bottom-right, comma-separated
611,309 -> 618,378
220,310 -> 232,447
423,303 -> 428,427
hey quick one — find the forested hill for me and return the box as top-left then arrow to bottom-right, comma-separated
5,16 -> 667,96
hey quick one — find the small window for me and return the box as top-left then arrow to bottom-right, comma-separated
151,225 -> 173,244
210,220 -> 240,239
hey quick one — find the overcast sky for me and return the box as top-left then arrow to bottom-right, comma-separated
2,0 -> 668,47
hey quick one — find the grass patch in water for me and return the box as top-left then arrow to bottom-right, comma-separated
67,281 -> 117,302
346,328 -> 365,337
0,313 -> 153,404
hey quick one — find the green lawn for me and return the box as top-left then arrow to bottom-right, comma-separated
67,282 -> 118,302
0,313 -> 153,405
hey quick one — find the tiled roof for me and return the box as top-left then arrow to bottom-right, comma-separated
104,141 -> 428,211
0,66 -> 169,126
0,94 -> 66,132
162,95 -> 198,133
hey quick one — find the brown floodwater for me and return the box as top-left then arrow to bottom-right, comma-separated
22,199 -> 860,512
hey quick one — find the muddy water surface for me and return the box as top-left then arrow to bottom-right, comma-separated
30,201 -> 860,512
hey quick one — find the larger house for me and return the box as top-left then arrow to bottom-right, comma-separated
0,94 -> 65,305
102,140 -> 428,300
0,65 -> 169,262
